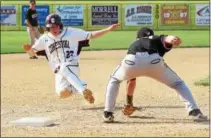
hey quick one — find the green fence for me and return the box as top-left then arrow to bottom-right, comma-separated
1,1 -> 210,31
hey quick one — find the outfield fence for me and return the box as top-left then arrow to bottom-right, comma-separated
1,1 -> 210,31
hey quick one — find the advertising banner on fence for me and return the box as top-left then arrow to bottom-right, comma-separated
0,5 -> 17,26
56,5 -> 84,26
161,4 -> 189,25
22,5 -> 49,26
125,4 -> 153,26
195,4 -> 210,25
91,5 -> 118,25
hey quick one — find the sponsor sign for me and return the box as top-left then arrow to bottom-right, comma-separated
161,4 -> 189,25
91,5 -> 118,25
22,5 -> 49,26
125,4 -> 153,26
195,4 -> 210,25
0,5 -> 17,26
56,5 -> 84,26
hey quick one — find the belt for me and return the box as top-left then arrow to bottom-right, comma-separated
129,51 -> 157,55
54,66 -> 60,74
54,64 -> 79,74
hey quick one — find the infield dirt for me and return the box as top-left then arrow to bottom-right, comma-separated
1,48 -> 210,137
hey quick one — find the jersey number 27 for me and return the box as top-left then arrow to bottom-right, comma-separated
66,50 -> 74,58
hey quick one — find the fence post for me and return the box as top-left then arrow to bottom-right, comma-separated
86,3 -> 89,30
120,3 -> 123,31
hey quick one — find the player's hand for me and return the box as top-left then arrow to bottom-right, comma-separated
107,23 -> 120,31
23,44 -> 31,51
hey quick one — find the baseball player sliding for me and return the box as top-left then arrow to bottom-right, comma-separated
104,27 -> 208,123
23,13 -> 119,104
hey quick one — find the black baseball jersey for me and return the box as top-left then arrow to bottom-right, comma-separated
25,9 -> 38,27
127,35 -> 172,57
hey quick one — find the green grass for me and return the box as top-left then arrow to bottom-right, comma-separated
0,30 -> 210,54
194,76 -> 210,86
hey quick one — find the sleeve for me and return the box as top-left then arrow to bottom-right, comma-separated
36,50 -> 47,56
158,35 -> 172,56
149,35 -> 161,41
72,29 -> 91,41
147,35 -> 161,50
160,35 -> 173,50
31,36 -> 45,52
25,9 -> 30,20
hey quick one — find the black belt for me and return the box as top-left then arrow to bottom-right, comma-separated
129,51 -> 157,55
147,51 -> 157,55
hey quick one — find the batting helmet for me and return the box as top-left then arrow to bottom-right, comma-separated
45,13 -> 63,31
137,27 -> 154,38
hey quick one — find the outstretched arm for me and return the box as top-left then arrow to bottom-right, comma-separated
90,23 -> 120,39
23,37 -> 45,57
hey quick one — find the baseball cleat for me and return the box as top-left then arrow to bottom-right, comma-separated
83,89 -> 95,104
122,104 -> 137,116
189,109 -> 208,122
29,56 -> 38,59
103,111 -> 114,123
59,88 -> 72,99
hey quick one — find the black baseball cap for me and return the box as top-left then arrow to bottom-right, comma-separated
30,0 -> 36,3
137,27 -> 154,38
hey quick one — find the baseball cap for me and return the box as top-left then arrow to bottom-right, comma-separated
137,27 -> 154,38
45,14 -> 62,27
30,0 -> 36,4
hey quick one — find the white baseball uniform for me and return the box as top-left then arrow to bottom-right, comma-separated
32,27 -> 91,95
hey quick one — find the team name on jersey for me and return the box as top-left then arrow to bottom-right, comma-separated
49,40 -> 70,53
32,14 -> 38,18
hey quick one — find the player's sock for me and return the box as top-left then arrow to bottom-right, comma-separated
126,95 -> 133,105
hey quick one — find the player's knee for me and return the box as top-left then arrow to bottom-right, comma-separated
59,88 -> 72,99
169,81 -> 184,89
110,76 -> 122,84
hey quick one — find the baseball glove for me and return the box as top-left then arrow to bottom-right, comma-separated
23,44 -> 31,51
122,104 -> 137,116
171,36 -> 182,46
38,26 -> 45,34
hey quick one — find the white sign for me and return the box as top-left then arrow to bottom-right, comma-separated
125,4 -> 153,26
0,5 -> 17,26
56,5 -> 84,26
195,4 -> 210,25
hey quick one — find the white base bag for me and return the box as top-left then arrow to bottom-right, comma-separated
10,117 -> 54,127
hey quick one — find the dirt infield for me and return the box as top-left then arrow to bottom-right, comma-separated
1,48 -> 210,137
